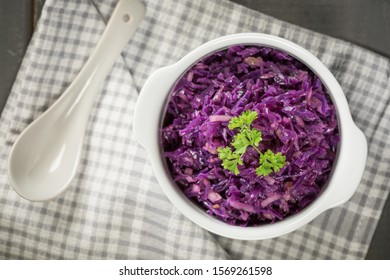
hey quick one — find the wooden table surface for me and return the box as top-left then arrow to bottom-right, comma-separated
0,0 -> 389,259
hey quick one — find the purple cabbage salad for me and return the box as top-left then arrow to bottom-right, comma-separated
160,45 -> 339,226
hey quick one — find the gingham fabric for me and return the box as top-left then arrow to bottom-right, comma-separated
0,0 -> 389,260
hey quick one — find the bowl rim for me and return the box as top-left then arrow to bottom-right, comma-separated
134,33 -> 367,240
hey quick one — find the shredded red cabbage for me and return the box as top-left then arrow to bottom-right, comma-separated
160,45 -> 339,226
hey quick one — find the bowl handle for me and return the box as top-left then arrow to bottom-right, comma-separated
325,125 -> 367,209
133,66 -> 174,150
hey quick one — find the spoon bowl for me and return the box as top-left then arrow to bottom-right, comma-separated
8,0 -> 145,201
9,94 -> 86,201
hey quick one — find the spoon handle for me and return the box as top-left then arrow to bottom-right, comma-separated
62,0 -> 145,113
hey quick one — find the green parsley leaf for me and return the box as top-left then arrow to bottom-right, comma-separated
255,161 -> 273,176
257,149 -> 286,176
217,146 -> 234,161
227,116 -> 243,130
240,110 -> 258,127
222,159 -> 240,175
228,110 -> 258,130
248,128 -> 262,146
232,132 -> 250,154
217,147 -> 242,175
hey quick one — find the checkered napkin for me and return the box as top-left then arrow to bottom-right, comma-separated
0,0 -> 389,259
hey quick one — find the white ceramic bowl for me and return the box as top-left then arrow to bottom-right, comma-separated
133,33 -> 367,240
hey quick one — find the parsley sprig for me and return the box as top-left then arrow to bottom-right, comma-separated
217,110 -> 286,176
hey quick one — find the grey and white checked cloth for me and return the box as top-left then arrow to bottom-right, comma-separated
0,0 -> 389,259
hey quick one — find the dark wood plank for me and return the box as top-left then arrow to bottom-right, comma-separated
33,0 -> 46,29
0,0 -> 34,112
232,0 -> 390,58
366,194 -> 390,259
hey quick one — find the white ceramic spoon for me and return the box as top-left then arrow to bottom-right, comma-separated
8,0 -> 145,201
